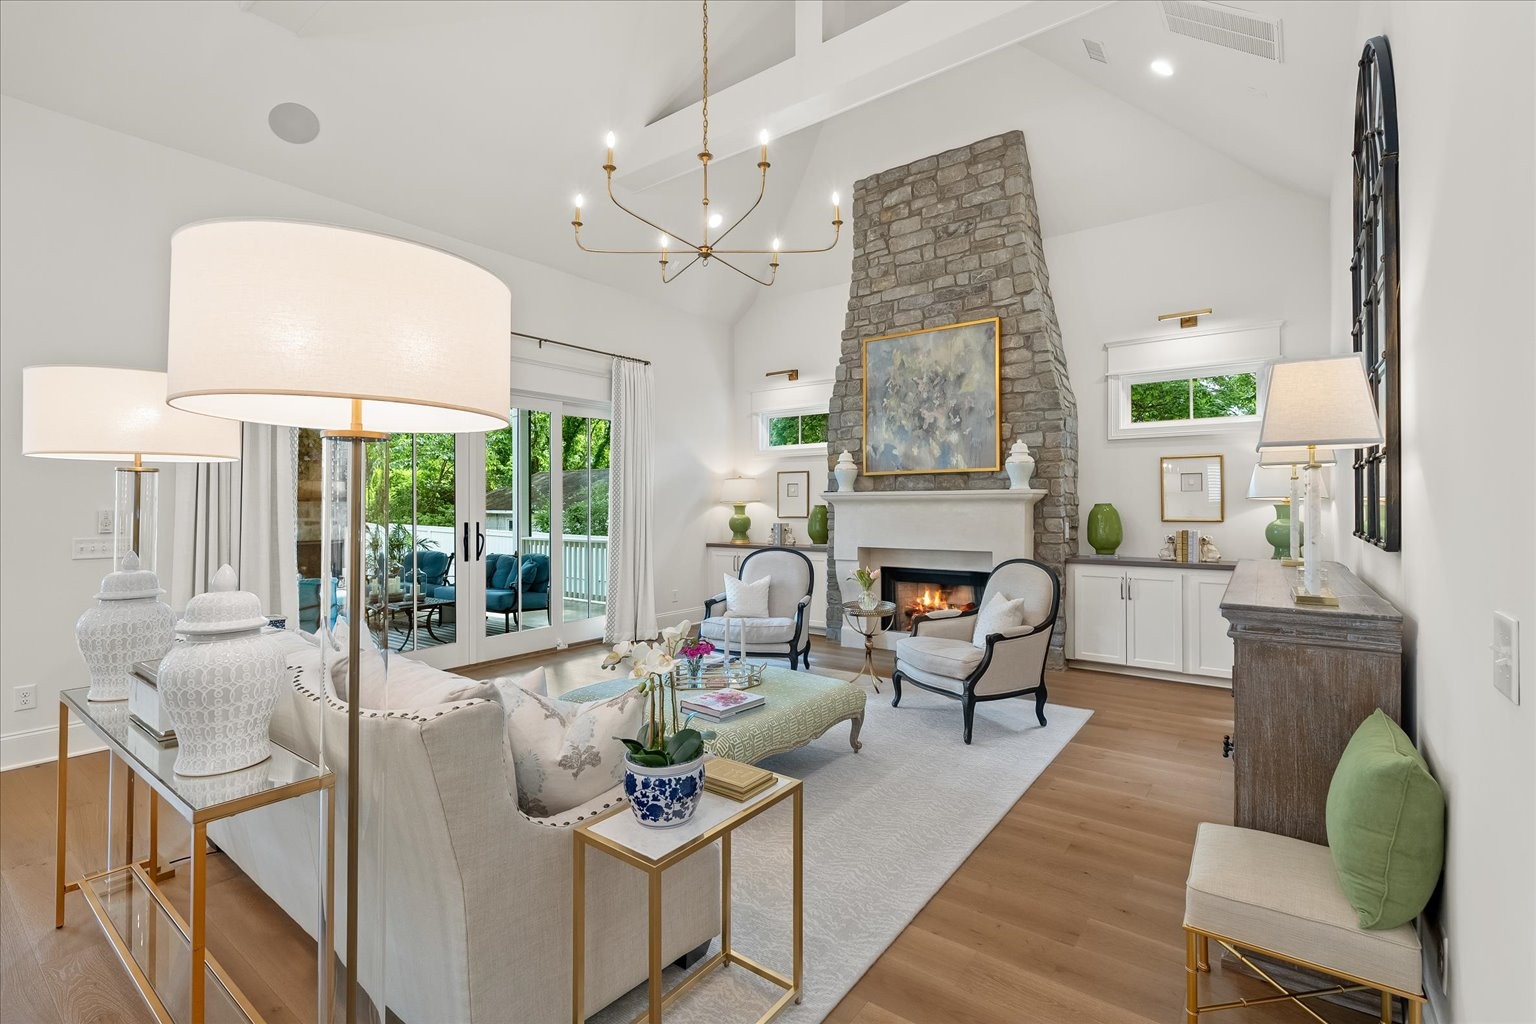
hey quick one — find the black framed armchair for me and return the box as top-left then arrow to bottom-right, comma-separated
891,558 -> 1060,744
701,547 -> 815,669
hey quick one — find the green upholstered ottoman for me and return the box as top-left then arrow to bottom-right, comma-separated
564,667 -> 866,765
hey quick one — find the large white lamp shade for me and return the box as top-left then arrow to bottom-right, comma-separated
166,220 -> 511,432
22,366 -> 241,462
1257,356 -> 1383,451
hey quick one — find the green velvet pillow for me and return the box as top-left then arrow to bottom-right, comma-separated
1325,709 -> 1446,929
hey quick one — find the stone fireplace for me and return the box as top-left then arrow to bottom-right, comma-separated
824,130 -> 1078,665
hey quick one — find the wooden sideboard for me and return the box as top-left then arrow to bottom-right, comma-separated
1220,559 -> 1405,845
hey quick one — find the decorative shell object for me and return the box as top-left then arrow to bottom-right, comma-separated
1005,440 -> 1036,489
833,450 -> 858,492
158,565 -> 285,776
75,553 -> 175,702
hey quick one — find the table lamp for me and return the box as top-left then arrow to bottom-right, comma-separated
1257,356 -> 1381,604
719,476 -> 759,544
21,366 -> 242,574
165,219 -> 510,1024
1248,448 -> 1335,562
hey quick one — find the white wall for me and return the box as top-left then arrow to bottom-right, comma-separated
1327,4 -> 1536,1021
0,97 -> 732,768
1048,191 -> 1333,562
728,190 -> 1333,565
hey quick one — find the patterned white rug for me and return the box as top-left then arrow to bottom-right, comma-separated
592,673 -> 1092,1023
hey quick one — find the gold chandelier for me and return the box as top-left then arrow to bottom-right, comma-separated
571,0 -> 841,286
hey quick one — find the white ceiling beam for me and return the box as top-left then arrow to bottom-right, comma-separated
616,0 -> 1111,191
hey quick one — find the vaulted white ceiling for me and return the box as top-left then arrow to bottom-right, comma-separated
0,0 -> 1359,325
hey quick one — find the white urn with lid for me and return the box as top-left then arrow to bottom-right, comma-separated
75,552 -> 176,702
1005,440 -> 1036,489
833,450 -> 858,492
158,565 -> 285,776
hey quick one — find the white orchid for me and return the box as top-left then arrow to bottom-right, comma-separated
660,619 -> 693,647
601,639 -> 634,670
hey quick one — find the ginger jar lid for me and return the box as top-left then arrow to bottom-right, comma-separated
1006,440 -> 1033,461
95,552 -> 166,601
175,564 -> 269,635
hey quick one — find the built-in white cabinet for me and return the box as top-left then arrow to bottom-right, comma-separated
1066,559 -> 1234,684
704,544 -> 827,632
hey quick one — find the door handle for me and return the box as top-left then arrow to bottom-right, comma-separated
462,522 -> 471,562
475,522 -> 486,560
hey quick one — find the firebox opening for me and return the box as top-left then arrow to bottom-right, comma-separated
881,566 -> 990,634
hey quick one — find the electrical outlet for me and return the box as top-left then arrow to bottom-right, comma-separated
97,509 -> 114,534
1492,612 -> 1520,704
73,537 -> 113,560
12,686 -> 36,712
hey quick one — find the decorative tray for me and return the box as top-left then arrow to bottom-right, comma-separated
674,660 -> 766,690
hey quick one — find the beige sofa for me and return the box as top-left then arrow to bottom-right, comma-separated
209,652 -> 720,1024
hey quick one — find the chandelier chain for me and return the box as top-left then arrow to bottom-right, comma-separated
701,0 -> 709,154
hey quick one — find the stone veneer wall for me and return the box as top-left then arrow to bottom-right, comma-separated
825,131 -> 1078,665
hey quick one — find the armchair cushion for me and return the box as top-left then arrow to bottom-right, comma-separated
700,615 -> 796,645
496,678 -> 645,818
723,574 -> 771,617
897,635 -> 984,679
973,592 -> 1028,647
492,553 -> 521,591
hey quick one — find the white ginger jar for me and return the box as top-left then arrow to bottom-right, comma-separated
833,450 -> 858,492
75,552 -> 175,702
158,564 -> 285,776
1005,441 -> 1036,489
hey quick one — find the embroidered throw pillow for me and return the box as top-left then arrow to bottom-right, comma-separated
972,592 -> 1028,647
497,677 -> 645,818
724,574 -> 771,617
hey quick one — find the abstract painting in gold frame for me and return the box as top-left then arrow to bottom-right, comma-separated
861,317 -> 1001,476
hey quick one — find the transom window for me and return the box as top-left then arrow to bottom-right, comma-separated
763,411 -> 828,449
1130,372 -> 1259,425
1104,323 -> 1281,441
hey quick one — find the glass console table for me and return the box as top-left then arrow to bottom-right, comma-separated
56,688 -> 334,1024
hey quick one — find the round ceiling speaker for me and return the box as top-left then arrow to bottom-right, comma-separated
268,102 -> 320,145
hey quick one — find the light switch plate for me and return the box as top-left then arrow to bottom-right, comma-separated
1492,611 -> 1519,704
72,537 -> 112,560
97,508 -> 114,534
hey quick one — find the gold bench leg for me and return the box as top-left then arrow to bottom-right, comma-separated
1381,991 -> 1393,1022
1185,928 -> 1201,1023
1198,933 -> 1210,973
1408,1000 -> 1422,1024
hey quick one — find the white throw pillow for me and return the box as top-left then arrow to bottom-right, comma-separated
496,678 -> 645,818
328,621 -> 497,709
724,574 -> 771,617
973,592 -> 1028,647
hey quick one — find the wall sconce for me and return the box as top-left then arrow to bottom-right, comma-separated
1158,307 -> 1213,329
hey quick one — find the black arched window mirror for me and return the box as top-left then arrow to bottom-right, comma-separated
1351,36 -> 1401,550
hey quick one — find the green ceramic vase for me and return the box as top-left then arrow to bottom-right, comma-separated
806,504 -> 829,544
1086,503 -> 1123,556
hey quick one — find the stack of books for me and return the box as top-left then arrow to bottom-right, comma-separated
680,688 -> 765,721
704,758 -> 775,802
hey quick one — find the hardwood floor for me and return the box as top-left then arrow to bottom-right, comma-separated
0,639 -> 1372,1024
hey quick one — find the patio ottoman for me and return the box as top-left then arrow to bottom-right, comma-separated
563,666 -> 865,764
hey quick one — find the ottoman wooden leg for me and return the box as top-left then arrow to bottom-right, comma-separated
1185,928 -> 1201,1023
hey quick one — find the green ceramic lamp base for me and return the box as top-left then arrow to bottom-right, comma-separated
728,502 -> 752,544
1265,502 -> 1299,560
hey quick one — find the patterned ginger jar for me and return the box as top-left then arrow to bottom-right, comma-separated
158,564 -> 285,776
75,553 -> 175,702
624,756 -> 706,828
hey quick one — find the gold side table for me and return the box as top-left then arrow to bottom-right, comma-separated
56,688 -> 334,1024
842,600 -> 897,693
572,773 -> 803,1024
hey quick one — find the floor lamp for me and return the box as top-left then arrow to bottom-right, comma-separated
21,366 -> 241,574
1256,356 -> 1382,605
165,219 -> 511,1023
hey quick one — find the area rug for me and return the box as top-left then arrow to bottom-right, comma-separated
592,673 -> 1092,1023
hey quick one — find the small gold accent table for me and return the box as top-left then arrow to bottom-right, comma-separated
842,600 -> 897,693
56,688 -> 334,1024
572,772 -> 803,1024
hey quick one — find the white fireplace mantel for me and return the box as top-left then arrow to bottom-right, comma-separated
822,488 -> 1048,647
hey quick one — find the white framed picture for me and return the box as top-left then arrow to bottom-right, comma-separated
1161,454 -> 1224,522
776,470 -> 811,518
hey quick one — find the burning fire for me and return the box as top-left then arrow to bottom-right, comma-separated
913,588 -> 946,610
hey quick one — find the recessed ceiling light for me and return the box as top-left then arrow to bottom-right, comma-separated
268,102 -> 320,144
1150,59 -> 1175,77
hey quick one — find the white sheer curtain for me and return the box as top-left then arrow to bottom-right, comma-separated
172,425 -> 299,624
605,359 -> 656,643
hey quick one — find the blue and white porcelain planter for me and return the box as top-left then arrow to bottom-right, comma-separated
624,755 -> 706,828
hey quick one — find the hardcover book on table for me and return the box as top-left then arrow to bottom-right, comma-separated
681,688 -> 766,720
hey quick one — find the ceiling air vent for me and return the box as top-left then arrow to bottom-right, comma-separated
1161,0 -> 1284,63
1082,38 -> 1108,64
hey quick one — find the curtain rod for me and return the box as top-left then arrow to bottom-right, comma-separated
509,330 -> 651,366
